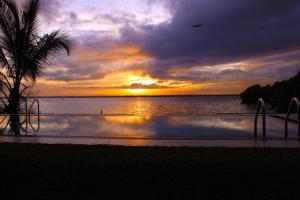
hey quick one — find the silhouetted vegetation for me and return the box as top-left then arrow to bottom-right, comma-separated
241,71 -> 300,111
0,0 -> 71,114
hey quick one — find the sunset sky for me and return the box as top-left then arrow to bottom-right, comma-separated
18,0 -> 300,96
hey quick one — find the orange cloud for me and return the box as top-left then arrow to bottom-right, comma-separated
77,44 -> 151,64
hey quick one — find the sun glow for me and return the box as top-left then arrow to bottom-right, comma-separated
129,76 -> 156,85
129,89 -> 148,94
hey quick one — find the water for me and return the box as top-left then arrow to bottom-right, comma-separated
1,96 -> 296,147
38,96 -> 257,116
23,115 -> 299,138
0,114 -> 298,147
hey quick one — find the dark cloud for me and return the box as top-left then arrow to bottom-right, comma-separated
145,0 -> 300,61
118,0 -> 300,81
137,49 -> 300,87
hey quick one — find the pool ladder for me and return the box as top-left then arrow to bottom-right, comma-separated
21,98 -> 40,133
254,98 -> 266,139
28,99 -> 40,132
254,97 -> 300,140
285,98 -> 300,139
0,98 -> 40,135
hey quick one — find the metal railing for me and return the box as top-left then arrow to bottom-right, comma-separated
254,98 -> 266,139
29,99 -> 40,115
29,99 -> 40,132
285,97 -> 300,139
21,97 -> 28,132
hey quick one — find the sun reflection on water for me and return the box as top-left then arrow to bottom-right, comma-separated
103,116 -> 150,125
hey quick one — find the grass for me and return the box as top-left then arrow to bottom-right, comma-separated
1,143 -> 300,199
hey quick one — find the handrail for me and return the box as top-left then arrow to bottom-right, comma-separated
29,99 -> 40,132
254,98 -> 266,139
0,98 -> 41,135
29,99 -> 40,115
285,97 -> 300,139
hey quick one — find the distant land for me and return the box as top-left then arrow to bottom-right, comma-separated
33,94 -> 240,98
240,71 -> 300,110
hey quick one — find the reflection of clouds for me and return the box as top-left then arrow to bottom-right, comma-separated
39,115 -> 155,138
18,115 -> 298,139
169,117 -> 252,131
193,119 -> 252,131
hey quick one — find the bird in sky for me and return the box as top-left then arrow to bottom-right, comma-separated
193,24 -> 204,28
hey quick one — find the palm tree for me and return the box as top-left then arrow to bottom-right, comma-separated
0,0 -> 72,114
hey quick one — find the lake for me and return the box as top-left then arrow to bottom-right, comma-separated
1,96 -> 297,147
37,96 -> 258,116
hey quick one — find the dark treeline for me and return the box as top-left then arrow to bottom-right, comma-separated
240,71 -> 300,111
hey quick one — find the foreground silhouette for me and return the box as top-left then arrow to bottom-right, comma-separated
1,144 -> 300,199
241,71 -> 300,110
0,0 -> 71,114
0,113 -> 39,136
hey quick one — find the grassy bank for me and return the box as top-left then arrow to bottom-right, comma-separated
1,143 -> 300,199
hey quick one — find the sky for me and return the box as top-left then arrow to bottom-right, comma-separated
17,0 -> 300,96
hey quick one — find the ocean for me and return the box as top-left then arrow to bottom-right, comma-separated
37,96 -> 258,116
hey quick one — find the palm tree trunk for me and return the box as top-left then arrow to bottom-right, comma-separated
9,114 -> 21,136
7,81 -> 21,114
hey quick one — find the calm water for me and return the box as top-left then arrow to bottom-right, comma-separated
38,96 -> 257,116
0,114 -> 298,147
1,96 -> 296,147
22,115 -> 299,138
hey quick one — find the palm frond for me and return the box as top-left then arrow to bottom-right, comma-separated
2,0 -> 20,31
0,5 -> 16,48
0,0 -> 72,85
23,30 -> 72,81
0,47 -> 10,69
0,0 -> 17,69
0,72 -> 11,101
21,0 -> 39,45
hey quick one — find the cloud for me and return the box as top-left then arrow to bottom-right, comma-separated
64,83 -> 170,90
43,43 -> 151,82
32,0 -> 300,94
121,83 -> 170,89
160,49 -> 300,84
145,0 -> 300,62
39,0 -> 66,22
117,0 -> 300,81
15,0 -> 75,27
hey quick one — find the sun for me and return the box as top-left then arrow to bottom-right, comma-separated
129,89 -> 148,94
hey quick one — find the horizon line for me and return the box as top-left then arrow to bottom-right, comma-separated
30,94 -> 240,98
